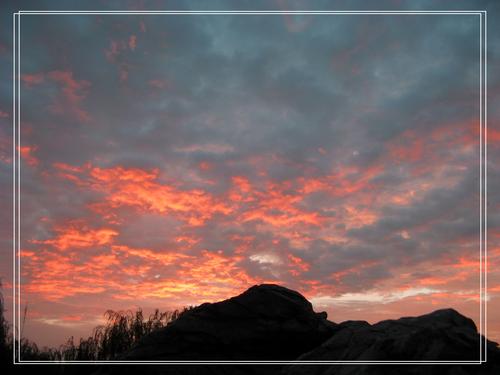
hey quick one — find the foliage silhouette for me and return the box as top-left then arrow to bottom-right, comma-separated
0,283 -> 191,362
0,281 -> 10,366
54,307 -> 191,361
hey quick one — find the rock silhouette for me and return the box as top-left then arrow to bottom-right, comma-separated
104,284 -> 499,375
122,284 -> 335,361
285,309 -> 500,375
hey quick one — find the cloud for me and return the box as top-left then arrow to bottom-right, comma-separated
21,73 -> 44,87
49,70 -> 91,122
174,143 -> 235,155
2,7 -> 497,346
31,224 -> 118,251
18,145 -> 39,167
129,35 -> 137,51
310,287 -> 442,306
20,70 -> 91,123
148,79 -> 169,89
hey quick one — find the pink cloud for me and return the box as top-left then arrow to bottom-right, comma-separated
119,66 -> 129,82
104,40 -> 123,63
129,35 -> 137,51
21,73 -> 44,87
45,70 -> 91,122
104,39 -> 134,82
149,79 -> 169,89
18,144 -> 39,167
0,135 -> 12,164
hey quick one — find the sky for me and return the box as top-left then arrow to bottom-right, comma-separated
0,0 -> 499,351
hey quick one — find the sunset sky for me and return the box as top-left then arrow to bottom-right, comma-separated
0,0 -> 499,349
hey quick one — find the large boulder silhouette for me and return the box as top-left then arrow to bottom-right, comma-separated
102,285 -> 499,375
122,284 -> 335,361
284,308 -> 500,375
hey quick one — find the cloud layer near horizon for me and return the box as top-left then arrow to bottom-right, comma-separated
0,1 -> 499,348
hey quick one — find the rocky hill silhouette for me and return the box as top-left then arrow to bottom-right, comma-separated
122,284 -> 334,361
102,284 -> 499,375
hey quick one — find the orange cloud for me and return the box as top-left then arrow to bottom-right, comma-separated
32,224 -> 118,251
175,235 -> 200,246
61,314 -> 83,322
237,180 -> 323,227
288,253 -> 310,276
90,166 -> 158,183
23,254 -> 110,300
56,164 -> 232,226
23,237 -> 261,303
106,250 -> 264,302
175,250 -> 261,296
229,176 -> 254,203
298,163 -> 383,198
18,145 -> 39,167
112,244 -> 187,265
343,205 -> 378,229
488,128 -> 500,146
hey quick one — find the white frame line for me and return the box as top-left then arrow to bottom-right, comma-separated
11,10 -> 488,366
16,11 -> 484,15
16,10 -> 21,365
11,11 -> 16,366
484,9 -> 488,363
479,11 -> 483,363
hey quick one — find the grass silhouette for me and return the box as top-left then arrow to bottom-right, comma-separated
0,284 -> 191,362
53,307 -> 190,361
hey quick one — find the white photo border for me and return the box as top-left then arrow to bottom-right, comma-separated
12,10 -> 488,365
